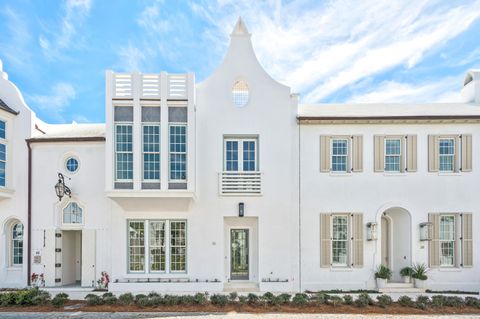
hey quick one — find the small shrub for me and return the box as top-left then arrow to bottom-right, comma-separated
0,292 -> 17,307
15,289 -> 40,306
148,292 -> 160,298
376,294 -> 392,308
103,295 -> 117,305
343,295 -> 353,305
118,293 -> 134,306
314,292 -> 329,304
150,296 -> 163,306
355,293 -> 372,308
292,293 -> 308,306
247,293 -> 259,305
375,265 -> 392,280
135,294 -> 147,303
431,295 -> 445,307
277,293 -> 291,304
52,293 -> 69,308
398,295 -> 414,307
32,291 -> 51,305
193,293 -> 207,305
179,295 -> 195,305
210,294 -> 228,307
163,295 -> 179,306
228,292 -> 238,303
238,296 -> 247,304
444,296 -> 465,307
329,296 -> 343,307
465,297 -> 480,308
136,297 -> 153,308
415,295 -> 430,309
400,267 -> 414,277
85,294 -> 102,306
262,292 -> 276,305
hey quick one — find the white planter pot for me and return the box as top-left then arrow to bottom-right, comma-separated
414,278 -> 426,288
403,276 -> 411,283
376,278 -> 387,289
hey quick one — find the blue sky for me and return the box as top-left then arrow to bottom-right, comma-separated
1,0 -> 480,124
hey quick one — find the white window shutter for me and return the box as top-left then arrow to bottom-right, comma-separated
320,213 -> 331,268
428,213 -> 440,268
406,135 -> 417,172
43,229 -> 57,287
428,135 -> 439,172
352,135 -> 363,172
461,134 -> 472,172
320,136 -> 331,172
454,136 -> 461,172
374,136 -> 385,172
81,229 -> 96,287
352,213 -> 364,268
462,213 -> 473,267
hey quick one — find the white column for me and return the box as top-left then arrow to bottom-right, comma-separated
160,72 -> 169,191
132,72 -> 141,190
187,72 -> 196,193
105,71 -> 114,191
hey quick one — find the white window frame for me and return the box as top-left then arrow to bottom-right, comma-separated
168,124 -> 187,182
223,137 -> 258,172
331,214 -> 350,267
10,222 -> 23,267
62,202 -> 84,225
439,138 -> 455,173
439,214 -> 456,267
127,219 -> 187,274
384,138 -> 402,172
142,124 -> 161,182
0,119 -> 7,188
330,138 -> 349,173
114,123 -> 134,181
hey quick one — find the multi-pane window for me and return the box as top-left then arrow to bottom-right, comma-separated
143,125 -> 160,180
115,125 -> 133,180
332,215 -> 349,266
0,120 -> 6,187
331,139 -> 348,172
149,221 -> 166,272
224,138 -> 257,171
232,80 -> 249,108
169,125 -> 187,180
439,138 -> 455,172
12,223 -> 23,266
63,202 -> 83,224
128,220 -> 187,273
440,215 -> 455,267
384,139 -> 401,172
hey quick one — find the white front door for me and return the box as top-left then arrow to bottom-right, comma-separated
81,229 -> 96,287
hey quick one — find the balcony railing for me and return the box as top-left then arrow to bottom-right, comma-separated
219,171 -> 262,196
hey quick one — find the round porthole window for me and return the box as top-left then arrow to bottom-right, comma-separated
65,157 -> 79,173
232,80 -> 249,107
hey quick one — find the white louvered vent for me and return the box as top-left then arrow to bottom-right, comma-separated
113,74 -> 133,98
141,74 -> 161,98
168,74 -> 188,99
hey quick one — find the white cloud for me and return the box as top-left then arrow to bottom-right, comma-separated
28,83 -> 76,116
0,7 -> 33,70
117,44 -> 147,72
39,0 -> 92,59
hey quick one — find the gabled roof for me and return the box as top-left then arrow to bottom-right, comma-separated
0,98 -> 19,115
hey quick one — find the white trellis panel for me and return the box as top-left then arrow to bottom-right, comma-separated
168,74 -> 188,99
141,74 -> 161,98
113,73 -> 133,98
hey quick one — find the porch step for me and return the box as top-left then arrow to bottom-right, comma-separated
223,281 -> 259,292
380,282 -> 425,293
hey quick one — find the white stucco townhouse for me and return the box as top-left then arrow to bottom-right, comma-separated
0,18 -> 479,293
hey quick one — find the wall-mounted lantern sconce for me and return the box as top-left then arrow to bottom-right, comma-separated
238,202 -> 244,217
366,222 -> 377,241
54,173 -> 72,201
419,222 -> 433,241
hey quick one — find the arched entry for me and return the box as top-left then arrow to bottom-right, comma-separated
380,207 -> 411,282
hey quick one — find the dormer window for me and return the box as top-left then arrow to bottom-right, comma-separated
232,80 -> 249,108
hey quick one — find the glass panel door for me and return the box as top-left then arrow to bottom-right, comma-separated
230,229 -> 249,280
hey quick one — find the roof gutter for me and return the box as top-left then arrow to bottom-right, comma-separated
297,115 -> 480,121
26,136 -> 105,143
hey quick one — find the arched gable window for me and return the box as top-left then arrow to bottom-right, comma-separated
11,223 -> 23,266
63,202 -> 83,224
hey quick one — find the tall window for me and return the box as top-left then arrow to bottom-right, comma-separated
63,202 -> 83,224
143,125 -> 160,181
439,215 -> 455,266
115,125 -> 133,180
0,120 -> 6,187
224,138 -> 257,171
439,138 -> 455,172
11,223 -> 23,266
232,80 -> 249,108
331,139 -> 348,172
332,215 -> 349,266
128,220 -> 187,273
384,138 -> 401,172
169,125 -> 187,181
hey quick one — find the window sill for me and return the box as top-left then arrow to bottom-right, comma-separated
382,172 -> 406,176
0,187 -> 15,200
7,267 -> 22,271
329,267 -> 354,272
328,172 -> 352,177
438,267 -> 462,272
437,172 -> 461,176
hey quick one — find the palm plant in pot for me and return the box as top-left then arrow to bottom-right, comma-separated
400,266 -> 413,283
412,263 -> 428,288
374,265 -> 392,289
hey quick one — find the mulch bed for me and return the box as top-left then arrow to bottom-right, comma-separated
1,301 -> 480,314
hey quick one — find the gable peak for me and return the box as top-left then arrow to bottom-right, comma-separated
231,17 -> 250,36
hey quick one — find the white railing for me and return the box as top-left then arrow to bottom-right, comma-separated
168,74 -> 188,99
113,73 -> 133,98
219,171 -> 262,195
141,74 -> 161,98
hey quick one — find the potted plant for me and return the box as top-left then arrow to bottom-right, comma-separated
400,266 -> 413,283
412,263 -> 428,288
374,265 -> 392,289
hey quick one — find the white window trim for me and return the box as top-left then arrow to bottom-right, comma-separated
62,202 -> 84,226
439,214 -> 456,267
127,219 -> 187,274
168,123 -> 187,182
330,214 -> 351,268
142,124 -> 161,182
10,222 -> 23,267
223,137 -> 258,172
439,138 -> 455,173
330,138 -> 349,173
114,123 -> 134,182
384,138 -> 402,173
64,155 -> 80,175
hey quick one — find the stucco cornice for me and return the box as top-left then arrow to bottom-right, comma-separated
297,115 -> 480,125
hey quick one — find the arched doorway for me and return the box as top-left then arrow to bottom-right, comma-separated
380,207 -> 411,282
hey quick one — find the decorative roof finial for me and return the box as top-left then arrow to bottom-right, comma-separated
231,17 -> 250,36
